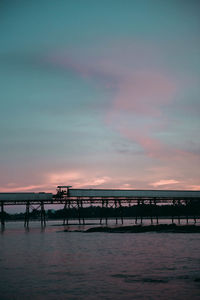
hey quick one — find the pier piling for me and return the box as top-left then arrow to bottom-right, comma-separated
24,202 -> 30,227
1,202 -> 5,226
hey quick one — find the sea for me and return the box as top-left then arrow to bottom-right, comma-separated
0,219 -> 200,300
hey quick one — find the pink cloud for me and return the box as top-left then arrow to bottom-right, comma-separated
48,171 -> 111,188
150,179 -> 180,188
0,173 -> 112,193
106,71 -> 200,160
42,43 -> 199,162
43,40 -> 164,90
105,70 -> 180,158
0,184 -> 49,193
188,185 -> 200,190
113,71 -> 176,116
1,167 -> 199,193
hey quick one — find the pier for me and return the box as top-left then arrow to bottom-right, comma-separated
0,186 -> 200,227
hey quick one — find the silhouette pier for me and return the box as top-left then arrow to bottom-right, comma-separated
0,186 -> 200,227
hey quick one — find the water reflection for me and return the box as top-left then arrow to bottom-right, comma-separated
1,224 -> 5,234
24,226 -> 30,233
0,220 -> 200,300
0,217 -> 199,233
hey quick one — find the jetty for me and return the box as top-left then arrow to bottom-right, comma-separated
0,186 -> 200,227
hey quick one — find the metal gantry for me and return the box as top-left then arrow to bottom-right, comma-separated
0,186 -> 200,227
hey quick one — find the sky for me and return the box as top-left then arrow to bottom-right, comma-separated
0,0 -> 200,193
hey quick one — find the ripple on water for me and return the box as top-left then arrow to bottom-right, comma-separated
111,274 -> 169,283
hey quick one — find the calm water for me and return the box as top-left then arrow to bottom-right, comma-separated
0,220 -> 200,300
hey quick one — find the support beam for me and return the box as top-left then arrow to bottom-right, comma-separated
80,200 -> 85,225
119,200 -> 123,224
77,198 -> 81,225
40,202 -> 46,226
178,200 -> 181,224
1,202 -> 5,226
105,200 -> 108,225
63,200 -> 70,225
100,200 -> 104,225
24,202 -> 30,227
115,200 -> 118,224
171,207 -> 174,223
150,200 -> 153,224
140,200 -> 143,224
135,201 -> 139,224
153,199 -> 158,224
194,215 -> 196,224
63,200 -> 67,225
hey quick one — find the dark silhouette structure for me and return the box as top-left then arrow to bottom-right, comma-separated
0,186 -> 200,227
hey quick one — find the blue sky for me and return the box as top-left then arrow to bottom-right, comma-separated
0,0 -> 200,193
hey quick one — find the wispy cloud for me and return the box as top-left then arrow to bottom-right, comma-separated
43,45 -> 186,160
106,69 -> 180,158
188,185 -> 200,190
0,184 -> 49,193
150,179 -> 180,188
0,173 -> 111,192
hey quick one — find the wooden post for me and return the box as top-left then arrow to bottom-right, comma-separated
77,199 -> 81,225
156,214 -> 159,224
153,199 -> 159,224
194,215 -> 196,224
119,200 -> 123,224
40,202 -> 46,226
64,201 -> 71,225
135,200 -> 139,224
115,200 -> 118,224
80,200 -> 85,225
105,200 -> 108,225
67,202 -> 70,225
140,200 -> 143,224
100,200 -> 104,225
1,202 -> 5,226
172,199 -> 175,223
150,200 -> 153,224
178,200 -> 181,224
24,202 -> 30,227
185,200 -> 188,224
63,200 -> 67,225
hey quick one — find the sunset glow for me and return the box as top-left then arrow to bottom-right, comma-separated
0,0 -> 199,193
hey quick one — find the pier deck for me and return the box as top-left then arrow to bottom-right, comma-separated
0,187 -> 200,227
